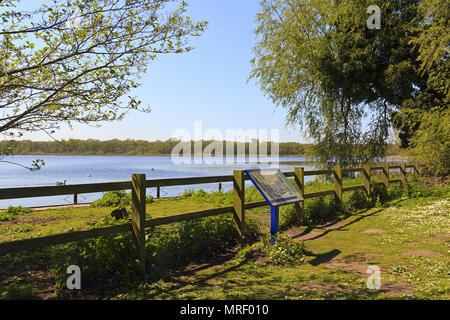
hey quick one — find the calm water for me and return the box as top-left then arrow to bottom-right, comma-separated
0,155 -> 319,208
0,155 -> 407,208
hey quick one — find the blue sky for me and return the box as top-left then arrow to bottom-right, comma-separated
25,0 -> 307,143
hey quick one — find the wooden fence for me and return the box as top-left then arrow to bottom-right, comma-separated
0,162 -> 418,274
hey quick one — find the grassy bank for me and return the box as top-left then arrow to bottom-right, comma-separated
0,174 -> 448,300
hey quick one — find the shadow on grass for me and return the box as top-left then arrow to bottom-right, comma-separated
307,249 -> 342,267
138,252 -> 267,299
291,199 -> 408,242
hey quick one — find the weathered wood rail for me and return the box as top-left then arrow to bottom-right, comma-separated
0,162 -> 418,274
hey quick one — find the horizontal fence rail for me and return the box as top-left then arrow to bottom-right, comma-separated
0,162 -> 418,273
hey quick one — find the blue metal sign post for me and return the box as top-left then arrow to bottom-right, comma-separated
270,206 -> 279,244
245,169 -> 303,244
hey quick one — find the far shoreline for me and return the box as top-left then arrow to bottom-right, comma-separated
8,153 -> 410,160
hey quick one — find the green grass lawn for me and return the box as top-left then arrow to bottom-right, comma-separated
117,192 -> 449,300
0,174 -> 448,300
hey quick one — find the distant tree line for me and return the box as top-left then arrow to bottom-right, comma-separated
0,139 -> 406,158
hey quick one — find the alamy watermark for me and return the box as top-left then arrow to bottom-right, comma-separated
170,121 -> 280,167
66,265 -> 81,290
366,265 -> 381,290
66,5 -> 82,29
367,5 -> 381,30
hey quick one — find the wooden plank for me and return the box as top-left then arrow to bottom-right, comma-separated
233,170 -> 245,244
145,171 -> 296,188
343,168 -> 364,173
0,168 -> 354,202
0,181 -> 132,200
400,162 -> 407,184
131,174 -> 146,275
244,200 -> 267,209
283,171 -> 295,177
145,175 -> 233,188
294,167 -> 305,224
304,169 -> 333,176
382,163 -> 389,189
334,166 -> 343,211
342,185 -> 365,192
0,223 -> 131,255
363,164 -> 371,195
145,206 -> 233,227
303,190 -> 334,199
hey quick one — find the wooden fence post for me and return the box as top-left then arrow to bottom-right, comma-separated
131,173 -> 146,275
156,186 -> 160,199
334,166 -> 343,211
400,162 -> 407,184
233,170 -> 245,244
293,167 -> 305,223
382,163 -> 389,190
413,162 -> 419,174
73,193 -> 78,205
218,183 -> 222,192
363,164 -> 371,195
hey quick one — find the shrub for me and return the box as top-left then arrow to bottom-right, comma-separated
346,189 -> 370,211
304,195 -> 340,224
0,277 -> 34,300
91,191 -> 130,207
261,233 -> 305,265
54,217 -> 139,296
369,183 -> 390,206
388,184 -> 406,200
181,188 -> 196,198
279,204 -> 301,230
54,213 -> 261,292
0,206 -> 32,221
189,189 -> 234,206
91,191 -> 153,207
146,214 -> 260,277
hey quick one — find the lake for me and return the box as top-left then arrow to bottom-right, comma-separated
0,155 -> 406,208
0,155 -> 319,208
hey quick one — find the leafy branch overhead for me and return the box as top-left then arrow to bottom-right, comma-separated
250,0 -> 448,172
0,0 -> 207,135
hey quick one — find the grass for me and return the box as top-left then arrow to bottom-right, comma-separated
117,190 -> 449,300
0,173 -> 448,300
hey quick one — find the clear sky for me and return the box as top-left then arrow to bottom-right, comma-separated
24,0 -> 308,143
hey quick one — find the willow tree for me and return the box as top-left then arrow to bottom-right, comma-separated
401,0 -> 449,175
0,0 -> 206,170
250,0 -> 428,167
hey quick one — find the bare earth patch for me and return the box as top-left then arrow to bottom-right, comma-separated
360,253 -> 382,260
430,216 -> 446,220
379,282 -> 414,296
405,242 -> 422,247
361,228 -> 386,234
0,216 -> 67,227
323,257 -> 368,275
435,233 -> 450,240
1,269 -> 57,300
296,283 -> 344,293
21,216 -> 68,225
401,250 -> 443,257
